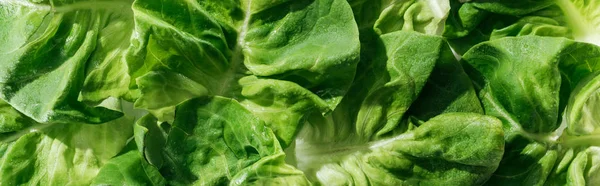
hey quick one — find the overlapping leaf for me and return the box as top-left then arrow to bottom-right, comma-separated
126,0 -> 360,147
0,0 -> 135,123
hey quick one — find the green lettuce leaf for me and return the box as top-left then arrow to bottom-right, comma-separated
0,100 -> 35,133
0,113 -> 133,185
157,97 -> 309,185
91,143 -> 166,186
348,0 -> 449,35
346,0 -> 478,124
372,0 -> 450,35
133,114 -> 169,170
297,112 -> 504,185
289,30 -> 500,185
444,0 -> 600,55
125,0 -> 361,147
0,0 -> 136,123
461,36 -> 600,185
556,0 -> 600,46
545,147 -> 600,185
444,1 -> 570,54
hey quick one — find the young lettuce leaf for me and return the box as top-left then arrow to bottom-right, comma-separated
0,100 -> 35,133
298,112 -> 503,185
544,147 -> 600,185
556,0 -> 600,46
461,36 -> 600,185
443,1 -> 571,54
155,97 -> 309,185
347,0 -> 450,49
125,0 -> 361,147
6,0 -> 600,185
346,0 -> 480,122
289,30 -> 502,185
0,109 -> 134,185
91,142 -> 166,186
444,0 -> 600,55
0,0 -> 135,123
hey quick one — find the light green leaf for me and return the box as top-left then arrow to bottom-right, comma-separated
461,36 -> 600,185
556,0 -> 600,46
296,113 -> 504,185
79,1 -> 135,104
0,0 -> 135,123
564,73 -> 600,136
135,71 -> 209,122
126,0 -> 360,147
292,30 -> 498,185
91,143 -> 166,186
238,76 -> 330,146
0,100 -> 35,133
373,0 -> 450,35
489,16 -> 570,40
486,136 -> 558,185
443,1 -> 571,54
133,114 -> 169,168
160,97 -> 309,185
0,116 -> 133,185
348,0 -> 450,36
462,36 -> 571,134
320,31 -> 481,141
545,147 -> 600,185
230,153 -> 310,186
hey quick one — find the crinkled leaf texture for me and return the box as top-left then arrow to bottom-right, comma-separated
0,100 -> 35,133
5,0 -> 600,185
556,0 -> 600,46
443,1 -> 572,54
461,36 -> 600,185
156,97 -> 309,185
125,0 -> 361,147
545,147 -> 600,185
296,112 -> 504,185
0,112 -> 133,185
286,30 -> 502,185
443,0 -> 600,55
0,0 -> 136,123
118,1 -> 505,185
347,0 -> 449,33
91,142 -> 166,186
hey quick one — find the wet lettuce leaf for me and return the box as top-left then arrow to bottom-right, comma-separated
0,0 -> 135,123
126,0 -> 361,147
443,0 -> 600,54
0,109 -> 134,185
156,97 -> 309,185
289,23 -> 501,185
461,36 -> 600,185
91,142 -> 166,186
1,0 -> 599,185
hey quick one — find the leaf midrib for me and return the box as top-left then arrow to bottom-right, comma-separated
556,0 -> 600,45
214,0 -> 253,96
294,132 -> 415,168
